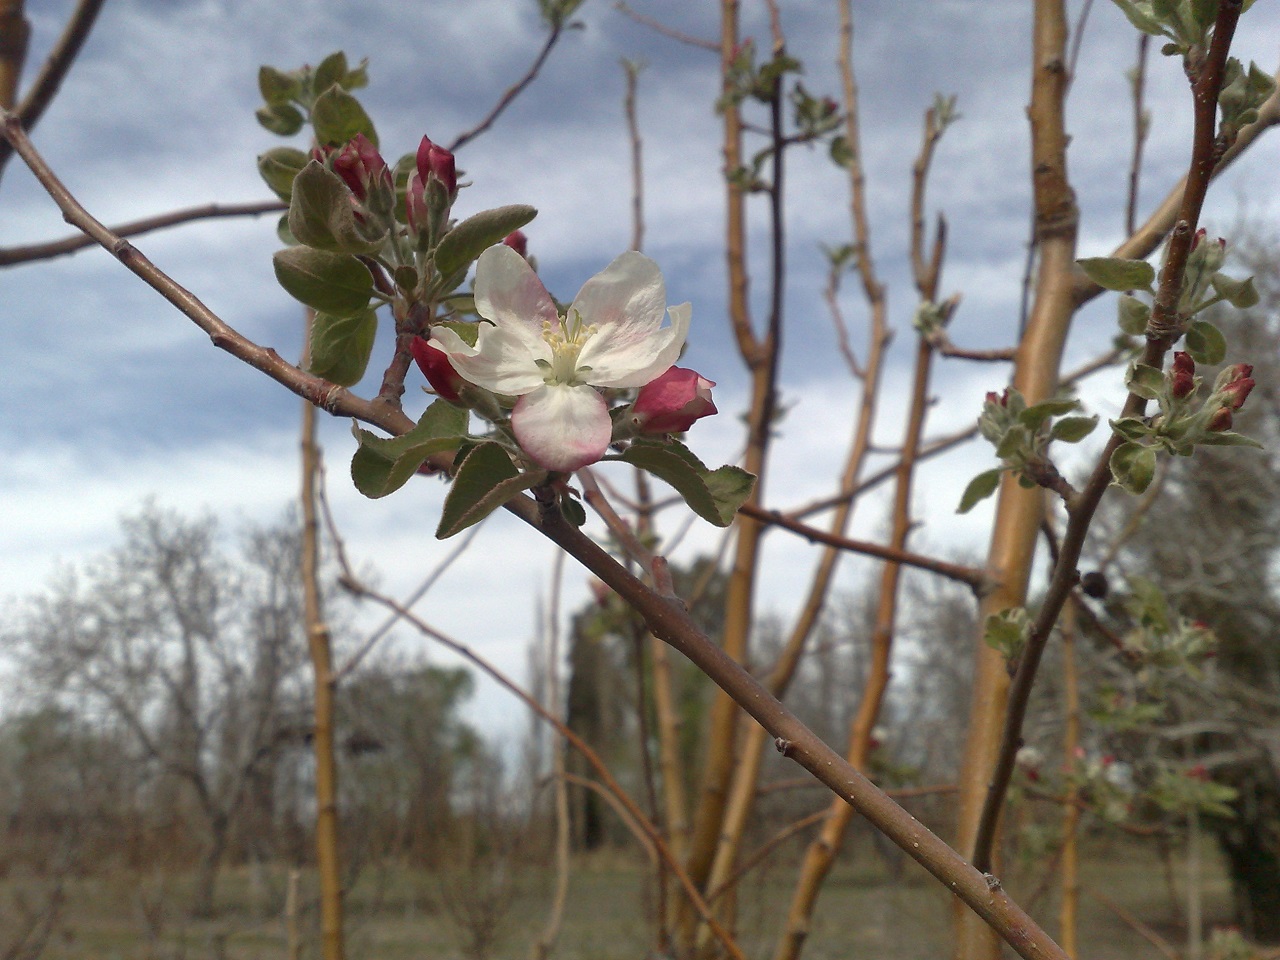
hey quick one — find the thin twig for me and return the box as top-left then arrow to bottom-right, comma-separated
613,2 -> 718,51
0,200 -> 286,267
0,0 -> 106,179
623,59 -> 645,253
1086,888 -> 1182,960
1126,34 -> 1152,236
738,502 -> 986,590
448,22 -> 564,153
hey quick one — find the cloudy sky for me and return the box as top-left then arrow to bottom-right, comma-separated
2,0 -> 1278,736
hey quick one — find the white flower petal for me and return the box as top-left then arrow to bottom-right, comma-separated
474,244 -> 561,332
431,324 -> 548,394
587,302 -> 691,388
512,384 -> 612,472
572,252 -> 669,374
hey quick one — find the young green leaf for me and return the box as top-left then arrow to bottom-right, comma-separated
1117,294 -> 1151,336
1125,361 -> 1166,400
258,65 -> 300,106
1110,440 -> 1157,494
350,401 -> 471,499
256,103 -> 305,137
1050,415 -> 1099,443
288,160 -> 384,255
610,438 -> 754,527
257,147 -> 310,201
308,308 -> 377,386
273,247 -> 374,316
433,205 -> 539,280
311,84 -> 378,148
958,468 -> 1004,514
1078,256 -> 1156,293
1183,320 -> 1226,365
1210,273 -> 1259,309
436,442 -> 541,538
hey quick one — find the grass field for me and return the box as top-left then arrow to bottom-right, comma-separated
3,834 -> 1237,960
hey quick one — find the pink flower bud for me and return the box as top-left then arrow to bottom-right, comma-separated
332,133 -> 387,202
410,336 -> 465,403
416,135 -> 457,196
405,171 -> 429,235
502,230 -> 529,258
985,389 -> 1009,408
1170,351 -> 1196,399
1208,406 -> 1234,432
631,367 -> 717,433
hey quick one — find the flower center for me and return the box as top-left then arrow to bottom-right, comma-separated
537,309 -> 597,385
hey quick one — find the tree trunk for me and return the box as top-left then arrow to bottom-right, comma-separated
1213,750 -> 1280,942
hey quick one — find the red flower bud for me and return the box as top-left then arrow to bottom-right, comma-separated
1171,351 -> 1196,399
1219,363 -> 1255,410
332,133 -> 387,202
631,367 -> 717,433
985,389 -> 1009,408
410,337 -> 465,403
416,135 -> 457,196
502,230 -> 529,258
1208,406 -> 1234,432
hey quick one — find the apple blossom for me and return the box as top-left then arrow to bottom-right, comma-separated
430,245 -> 690,472
630,366 -> 717,433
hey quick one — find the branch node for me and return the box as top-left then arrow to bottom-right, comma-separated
774,736 -> 793,756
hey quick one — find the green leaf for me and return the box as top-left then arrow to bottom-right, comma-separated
611,438 -> 755,527
313,52 -> 350,97
958,468 -> 1003,513
434,205 -> 539,280
1110,416 -> 1151,442
1110,0 -> 1172,37
1019,397 -> 1080,430
1117,294 -> 1151,336
1184,319 -> 1226,365
311,83 -> 378,148
1110,440 -> 1157,494
1078,256 -> 1156,293
1125,361 -> 1166,400
351,401 -> 471,499
1050,415 -> 1099,443
995,424 -> 1031,461
259,65 -> 300,106
288,160 -> 384,255
436,442 -> 541,538
308,308 -> 377,386
1210,273 -> 1259,309
273,247 -> 374,316
1197,430 -> 1264,449
257,147 -> 310,201
983,608 -> 1030,659
256,103 -> 305,137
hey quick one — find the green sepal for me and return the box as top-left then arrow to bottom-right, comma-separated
257,147 -> 310,201
1184,320 -> 1226,365
1210,273 -> 1259,309
1110,440 -> 1157,494
308,308 -> 377,386
559,493 -> 588,527
436,442 -> 542,538
276,214 -> 297,247
311,83 -> 378,148
350,401 -> 471,499
272,247 -> 374,316
258,65 -> 300,106
1050,415 -> 1099,443
1125,362 -> 1166,400
288,160 -> 383,255
958,468 -> 1003,514
433,205 -> 539,280
1117,294 -> 1151,336
609,438 -> 755,527
1078,256 -> 1156,293
256,103 -> 305,137
996,424 -> 1031,460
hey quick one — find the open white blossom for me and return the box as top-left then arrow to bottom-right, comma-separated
431,245 -> 691,471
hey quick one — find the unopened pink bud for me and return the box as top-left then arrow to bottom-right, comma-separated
1171,351 -> 1196,399
416,135 -> 457,195
1219,363 -> 1255,410
502,230 -> 529,258
1208,406 -> 1234,432
631,367 -> 717,433
405,172 -> 429,234
333,134 -> 387,201
985,389 -> 1009,408
410,337 -> 465,403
